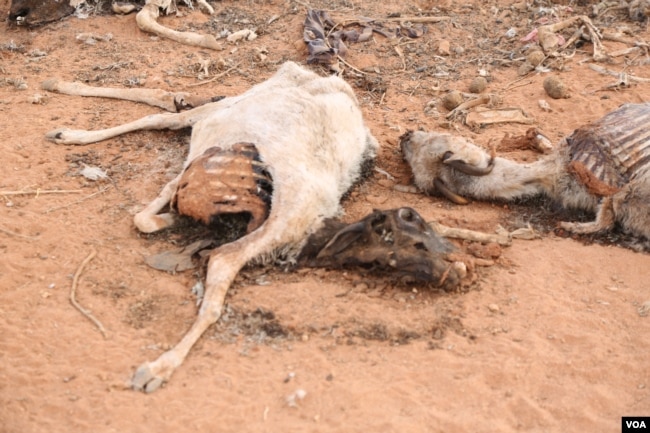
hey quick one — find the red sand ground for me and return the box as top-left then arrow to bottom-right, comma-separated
1,1 -> 648,432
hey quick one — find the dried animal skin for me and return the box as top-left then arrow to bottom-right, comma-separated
565,103 -> 650,191
172,143 -> 273,233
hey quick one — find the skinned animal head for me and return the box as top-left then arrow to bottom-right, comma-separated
300,207 -> 467,291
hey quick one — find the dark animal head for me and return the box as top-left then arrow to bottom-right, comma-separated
301,207 -> 467,291
8,0 -> 74,26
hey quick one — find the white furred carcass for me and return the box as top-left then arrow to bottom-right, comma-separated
46,62 -> 377,392
400,103 -> 650,240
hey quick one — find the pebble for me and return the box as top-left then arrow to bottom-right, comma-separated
488,303 -> 500,313
438,40 -> 451,56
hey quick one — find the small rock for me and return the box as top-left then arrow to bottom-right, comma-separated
438,40 -> 451,56
488,303 -> 500,313
538,99 -> 552,112
286,389 -> 307,407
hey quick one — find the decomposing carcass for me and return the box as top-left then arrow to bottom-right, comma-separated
400,103 -> 650,240
43,62 -> 472,393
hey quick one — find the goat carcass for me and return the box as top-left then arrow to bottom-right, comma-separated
400,103 -> 650,240
44,62 -> 468,392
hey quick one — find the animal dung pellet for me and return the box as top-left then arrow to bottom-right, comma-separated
468,77 -> 488,94
518,62 -> 535,76
442,90 -> 463,111
526,50 -> 545,67
543,75 -> 569,99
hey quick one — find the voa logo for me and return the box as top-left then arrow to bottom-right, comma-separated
626,420 -> 647,429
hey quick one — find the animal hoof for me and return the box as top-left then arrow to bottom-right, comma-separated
131,363 -> 165,393
45,128 -> 69,143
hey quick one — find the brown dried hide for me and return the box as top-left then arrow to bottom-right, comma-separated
172,143 -> 273,234
300,207 -> 466,291
9,0 -> 74,26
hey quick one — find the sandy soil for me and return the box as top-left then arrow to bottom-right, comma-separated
1,0 -> 649,432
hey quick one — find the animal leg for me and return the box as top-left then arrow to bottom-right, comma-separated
131,252 -> 234,392
133,175 -> 181,233
45,106 -> 212,145
41,79 -> 218,112
129,207 -> 309,392
559,197 -> 615,234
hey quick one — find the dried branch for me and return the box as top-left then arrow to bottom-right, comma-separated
1,189 -> 82,196
70,248 -> 107,338
589,63 -> 650,83
44,187 -> 110,214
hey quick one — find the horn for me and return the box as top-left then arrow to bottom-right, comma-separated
442,151 -> 495,176
434,178 -> 469,205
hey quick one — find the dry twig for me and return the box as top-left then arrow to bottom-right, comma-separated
70,248 -> 107,338
589,63 -> 650,83
44,187 -> 110,214
186,66 -> 239,87
0,189 -> 82,196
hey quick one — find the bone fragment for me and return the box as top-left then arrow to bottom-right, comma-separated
429,221 -> 512,246
136,3 -> 221,50
41,79 -> 214,112
465,108 -> 534,128
446,94 -> 495,119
